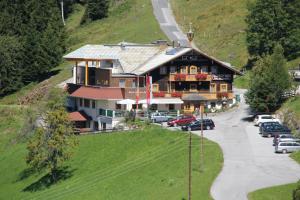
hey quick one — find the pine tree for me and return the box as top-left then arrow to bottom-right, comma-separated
0,36 -> 24,95
26,107 -> 77,181
246,0 -> 300,60
245,44 -> 292,112
81,0 -> 109,23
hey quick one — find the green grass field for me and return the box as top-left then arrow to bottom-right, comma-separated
171,0 -> 299,71
0,126 -> 223,200
248,183 -> 296,200
281,96 -> 300,119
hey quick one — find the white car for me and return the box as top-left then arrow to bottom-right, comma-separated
254,115 -> 280,126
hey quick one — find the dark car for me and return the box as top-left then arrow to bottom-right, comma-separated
181,119 -> 215,131
167,115 -> 196,127
261,124 -> 291,137
259,121 -> 280,134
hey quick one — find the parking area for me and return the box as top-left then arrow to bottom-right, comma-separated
156,89 -> 300,200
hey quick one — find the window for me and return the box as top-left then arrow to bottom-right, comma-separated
116,104 -> 121,110
211,66 -> 218,74
190,66 -> 197,74
91,100 -> 96,108
170,66 -> 177,74
201,66 -> 208,73
169,104 -> 175,110
180,66 -> 188,74
152,84 -> 159,92
79,98 -> 83,107
190,84 -> 197,92
132,79 -> 136,88
210,83 -> 217,92
119,79 -> 126,88
160,66 -> 167,75
84,99 -> 90,108
220,84 -> 228,92
99,108 -> 106,116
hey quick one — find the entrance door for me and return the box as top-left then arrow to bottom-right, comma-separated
102,123 -> 106,130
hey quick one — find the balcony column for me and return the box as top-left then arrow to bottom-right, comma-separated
85,61 -> 88,86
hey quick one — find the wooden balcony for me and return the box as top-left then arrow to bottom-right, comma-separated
162,90 -> 235,100
169,74 -> 212,82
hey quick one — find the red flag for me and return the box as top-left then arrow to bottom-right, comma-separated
146,75 -> 151,105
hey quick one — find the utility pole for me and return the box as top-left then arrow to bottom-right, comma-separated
200,104 -> 204,171
188,130 -> 192,200
61,0 -> 66,26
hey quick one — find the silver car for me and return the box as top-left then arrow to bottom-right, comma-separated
275,142 -> 300,153
150,112 -> 173,123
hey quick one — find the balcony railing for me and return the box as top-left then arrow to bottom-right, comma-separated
152,90 -> 235,100
169,73 -> 212,81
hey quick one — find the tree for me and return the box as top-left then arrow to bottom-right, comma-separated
81,0 -> 109,23
26,107 -> 77,181
246,0 -> 300,60
245,44 -> 292,112
0,36 -> 24,95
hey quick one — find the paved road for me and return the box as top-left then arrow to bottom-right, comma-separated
151,0 -> 189,46
191,89 -> 300,200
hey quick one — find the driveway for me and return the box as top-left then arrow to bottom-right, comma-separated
151,0 -> 189,46
192,89 -> 300,200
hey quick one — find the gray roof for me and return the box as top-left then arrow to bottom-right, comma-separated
64,42 -> 242,75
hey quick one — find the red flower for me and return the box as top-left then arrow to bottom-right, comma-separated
171,92 -> 182,97
174,74 -> 186,80
217,92 -> 228,98
153,91 -> 165,97
195,73 -> 208,80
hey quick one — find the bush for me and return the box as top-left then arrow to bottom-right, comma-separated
293,180 -> 300,200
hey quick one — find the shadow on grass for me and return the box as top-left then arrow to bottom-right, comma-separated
22,166 -> 75,192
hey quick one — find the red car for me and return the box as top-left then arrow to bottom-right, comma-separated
167,115 -> 196,127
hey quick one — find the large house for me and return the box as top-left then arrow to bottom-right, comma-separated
64,41 -> 242,131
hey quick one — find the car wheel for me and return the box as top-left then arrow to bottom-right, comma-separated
206,125 -> 211,130
282,149 -> 287,154
268,134 -> 271,138
188,127 -> 192,131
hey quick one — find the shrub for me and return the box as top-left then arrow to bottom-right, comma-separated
171,92 -> 182,97
153,91 -> 165,97
174,74 -> 186,81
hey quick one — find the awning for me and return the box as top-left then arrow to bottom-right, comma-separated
69,111 -> 91,122
182,94 -> 208,101
139,98 -> 183,104
117,99 -> 135,105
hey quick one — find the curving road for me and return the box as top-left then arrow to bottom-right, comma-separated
192,89 -> 300,200
151,0 -> 189,47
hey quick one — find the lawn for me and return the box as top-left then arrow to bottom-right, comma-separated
248,183 -> 296,200
280,96 -> 300,119
0,126 -> 223,200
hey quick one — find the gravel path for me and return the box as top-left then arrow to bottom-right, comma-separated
192,89 -> 300,200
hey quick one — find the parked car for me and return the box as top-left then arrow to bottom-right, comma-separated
259,121 -> 280,134
273,134 -> 300,146
167,115 -> 196,127
181,119 -> 215,131
261,124 -> 291,137
150,112 -> 174,123
275,141 -> 300,153
254,115 -> 280,126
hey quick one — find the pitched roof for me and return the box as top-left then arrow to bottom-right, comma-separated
70,86 -> 124,100
69,111 -> 91,122
64,42 -> 243,76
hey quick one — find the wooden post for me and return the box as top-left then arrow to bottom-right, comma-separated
85,61 -> 88,86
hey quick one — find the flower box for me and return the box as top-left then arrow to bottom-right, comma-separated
153,91 -> 165,97
195,73 -> 208,80
174,74 -> 186,81
171,92 -> 182,97
217,92 -> 229,98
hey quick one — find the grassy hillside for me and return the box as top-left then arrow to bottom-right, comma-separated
171,0 -> 250,69
0,126 -> 223,199
171,0 -> 300,70
0,0 -> 166,104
